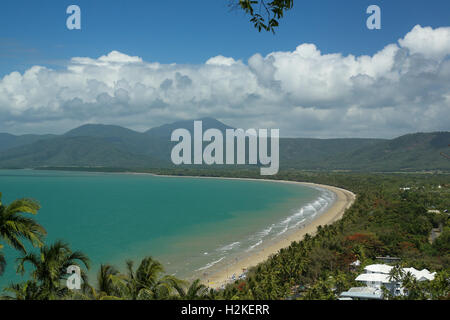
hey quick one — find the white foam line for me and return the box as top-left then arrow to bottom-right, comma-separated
259,224 -> 274,237
246,240 -> 263,252
214,189 -> 335,260
196,257 -> 226,271
218,241 -> 241,252
276,225 -> 289,236
291,218 -> 307,229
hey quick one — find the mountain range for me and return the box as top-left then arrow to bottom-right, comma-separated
0,118 -> 448,172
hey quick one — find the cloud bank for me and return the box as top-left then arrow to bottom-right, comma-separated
0,25 -> 449,138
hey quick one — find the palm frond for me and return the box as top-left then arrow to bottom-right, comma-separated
5,198 -> 41,215
0,249 -> 5,276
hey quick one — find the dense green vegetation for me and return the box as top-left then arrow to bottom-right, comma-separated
0,119 -> 449,171
0,192 -> 46,277
1,169 -> 449,300
147,169 -> 450,299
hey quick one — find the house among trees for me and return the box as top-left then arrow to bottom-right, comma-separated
340,264 -> 436,300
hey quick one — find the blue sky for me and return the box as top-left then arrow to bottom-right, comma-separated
1,0 -> 450,76
0,1 -> 449,137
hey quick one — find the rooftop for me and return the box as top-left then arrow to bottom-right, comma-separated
403,267 -> 436,281
356,273 -> 391,283
340,287 -> 383,300
364,264 -> 393,274
362,264 -> 436,281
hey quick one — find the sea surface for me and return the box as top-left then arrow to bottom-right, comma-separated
0,169 -> 335,286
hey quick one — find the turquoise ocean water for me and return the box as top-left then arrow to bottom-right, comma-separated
0,170 -> 335,286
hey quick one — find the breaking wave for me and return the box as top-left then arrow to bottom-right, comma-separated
196,256 -> 226,271
195,187 -> 336,273
218,242 -> 241,252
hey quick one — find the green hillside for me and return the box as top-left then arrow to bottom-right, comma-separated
279,138 -> 385,170
0,136 -> 164,169
330,132 -> 450,171
64,123 -> 170,159
0,119 -> 448,172
0,133 -> 56,152
145,117 -> 233,137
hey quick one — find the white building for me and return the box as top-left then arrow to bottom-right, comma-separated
340,264 -> 436,300
364,264 -> 393,275
361,264 -> 435,281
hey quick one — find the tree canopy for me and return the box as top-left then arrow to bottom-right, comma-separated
232,0 -> 294,33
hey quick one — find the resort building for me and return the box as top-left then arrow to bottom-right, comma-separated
339,286 -> 383,300
340,264 -> 436,300
361,264 -> 436,281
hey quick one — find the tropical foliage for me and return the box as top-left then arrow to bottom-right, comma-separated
232,0 -> 294,33
0,245 -> 5,276
0,192 -> 46,277
6,240 -> 90,300
0,192 -> 45,253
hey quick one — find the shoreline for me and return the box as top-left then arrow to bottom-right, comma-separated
26,168 -> 356,288
142,173 -> 356,289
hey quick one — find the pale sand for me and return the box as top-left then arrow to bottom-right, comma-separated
194,179 -> 355,289
126,172 -> 356,289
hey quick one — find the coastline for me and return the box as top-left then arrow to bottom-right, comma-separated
204,180 -> 355,289
22,168 -> 355,288
143,173 -> 356,289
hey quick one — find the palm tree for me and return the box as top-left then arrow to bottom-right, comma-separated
78,263 -> 123,300
110,256 -> 186,300
16,240 -> 90,299
97,264 -> 120,296
388,264 -> 405,283
1,280 -> 44,300
178,279 -> 209,300
429,270 -> 450,299
401,271 -> 423,299
61,263 -> 126,300
62,264 -> 122,300
0,244 -> 5,276
0,192 -> 46,254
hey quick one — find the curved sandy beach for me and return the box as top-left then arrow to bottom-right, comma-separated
192,179 -> 356,289
146,174 -> 356,289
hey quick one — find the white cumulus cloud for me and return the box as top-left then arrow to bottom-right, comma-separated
0,25 -> 449,138
399,25 -> 450,60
